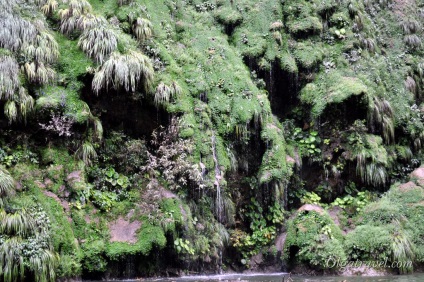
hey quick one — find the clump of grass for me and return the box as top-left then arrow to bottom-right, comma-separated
92,50 -> 154,94
78,25 -> 117,64
0,55 -> 20,100
154,81 -> 182,106
133,18 -> 153,42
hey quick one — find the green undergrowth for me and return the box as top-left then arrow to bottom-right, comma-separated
284,209 -> 346,269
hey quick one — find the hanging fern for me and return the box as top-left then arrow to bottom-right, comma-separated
78,25 -> 117,64
352,134 -> 389,187
133,18 -> 153,42
23,61 -> 55,84
0,166 -> 15,199
21,31 -> 59,64
0,10 -> 37,51
368,97 -> 394,144
76,141 -> 98,165
36,0 -> 58,15
92,50 -> 154,94
404,34 -> 422,48
154,81 -> 182,106
58,0 -> 93,35
18,87 -> 35,122
0,55 -> 20,100
400,19 -> 420,35
4,100 -> 18,123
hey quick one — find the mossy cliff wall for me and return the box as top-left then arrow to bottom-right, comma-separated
0,0 -> 423,280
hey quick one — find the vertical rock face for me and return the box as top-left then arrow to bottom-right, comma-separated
1,0 -> 424,280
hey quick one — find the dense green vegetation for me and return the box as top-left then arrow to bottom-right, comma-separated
0,0 -> 423,280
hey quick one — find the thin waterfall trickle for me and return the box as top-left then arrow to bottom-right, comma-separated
211,133 -> 223,222
211,133 -> 223,273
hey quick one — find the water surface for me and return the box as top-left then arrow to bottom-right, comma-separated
98,272 -> 424,282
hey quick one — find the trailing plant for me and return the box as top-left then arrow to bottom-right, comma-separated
58,0 -> 93,35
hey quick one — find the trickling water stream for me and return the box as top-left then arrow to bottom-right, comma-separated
211,133 -> 223,223
211,133 -> 224,273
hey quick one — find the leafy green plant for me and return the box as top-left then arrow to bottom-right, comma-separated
284,210 -> 346,269
301,191 -> 321,205
90,190 -> 117,212
292,128 -> 322,157
174,238 -> 195,255
88,166 -> 131,202
331,191 -> 372,214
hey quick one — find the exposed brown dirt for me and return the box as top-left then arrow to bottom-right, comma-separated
109,217 -> 141,244
398,181 -> 419,192
42,190 -> 70,214
67,170 -> 83,183
411,167 -> 424,180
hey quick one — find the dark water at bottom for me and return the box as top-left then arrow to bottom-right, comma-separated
95,272 -> 424,282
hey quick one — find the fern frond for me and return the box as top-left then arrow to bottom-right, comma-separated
400,19 -> 420,35
22,31 -> 59,64
360,37 -> 376,53
0,209 -> 35,236
0,237 -> 25,282
154,81 -> 181,106
18,87 -> 35,122
59,0 -> 93,34
91,116 -> 103,141
405,76 -> 417,95
23,62 -> 55,84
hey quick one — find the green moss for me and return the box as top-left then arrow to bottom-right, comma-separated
81,240 -> 108,273
22,181 -> 81,277
293,41 -> 324,69
284,210 -> 346,269
106,223 -> 166,259
54,32 -> 92,82
287,16 -> 323,34
36,86 -> 91,123
214,6 -> 243,26
344,225 -> 392,261
278,52 -> 298,74
301,71 -> 368,118
41,147 -> 76,172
